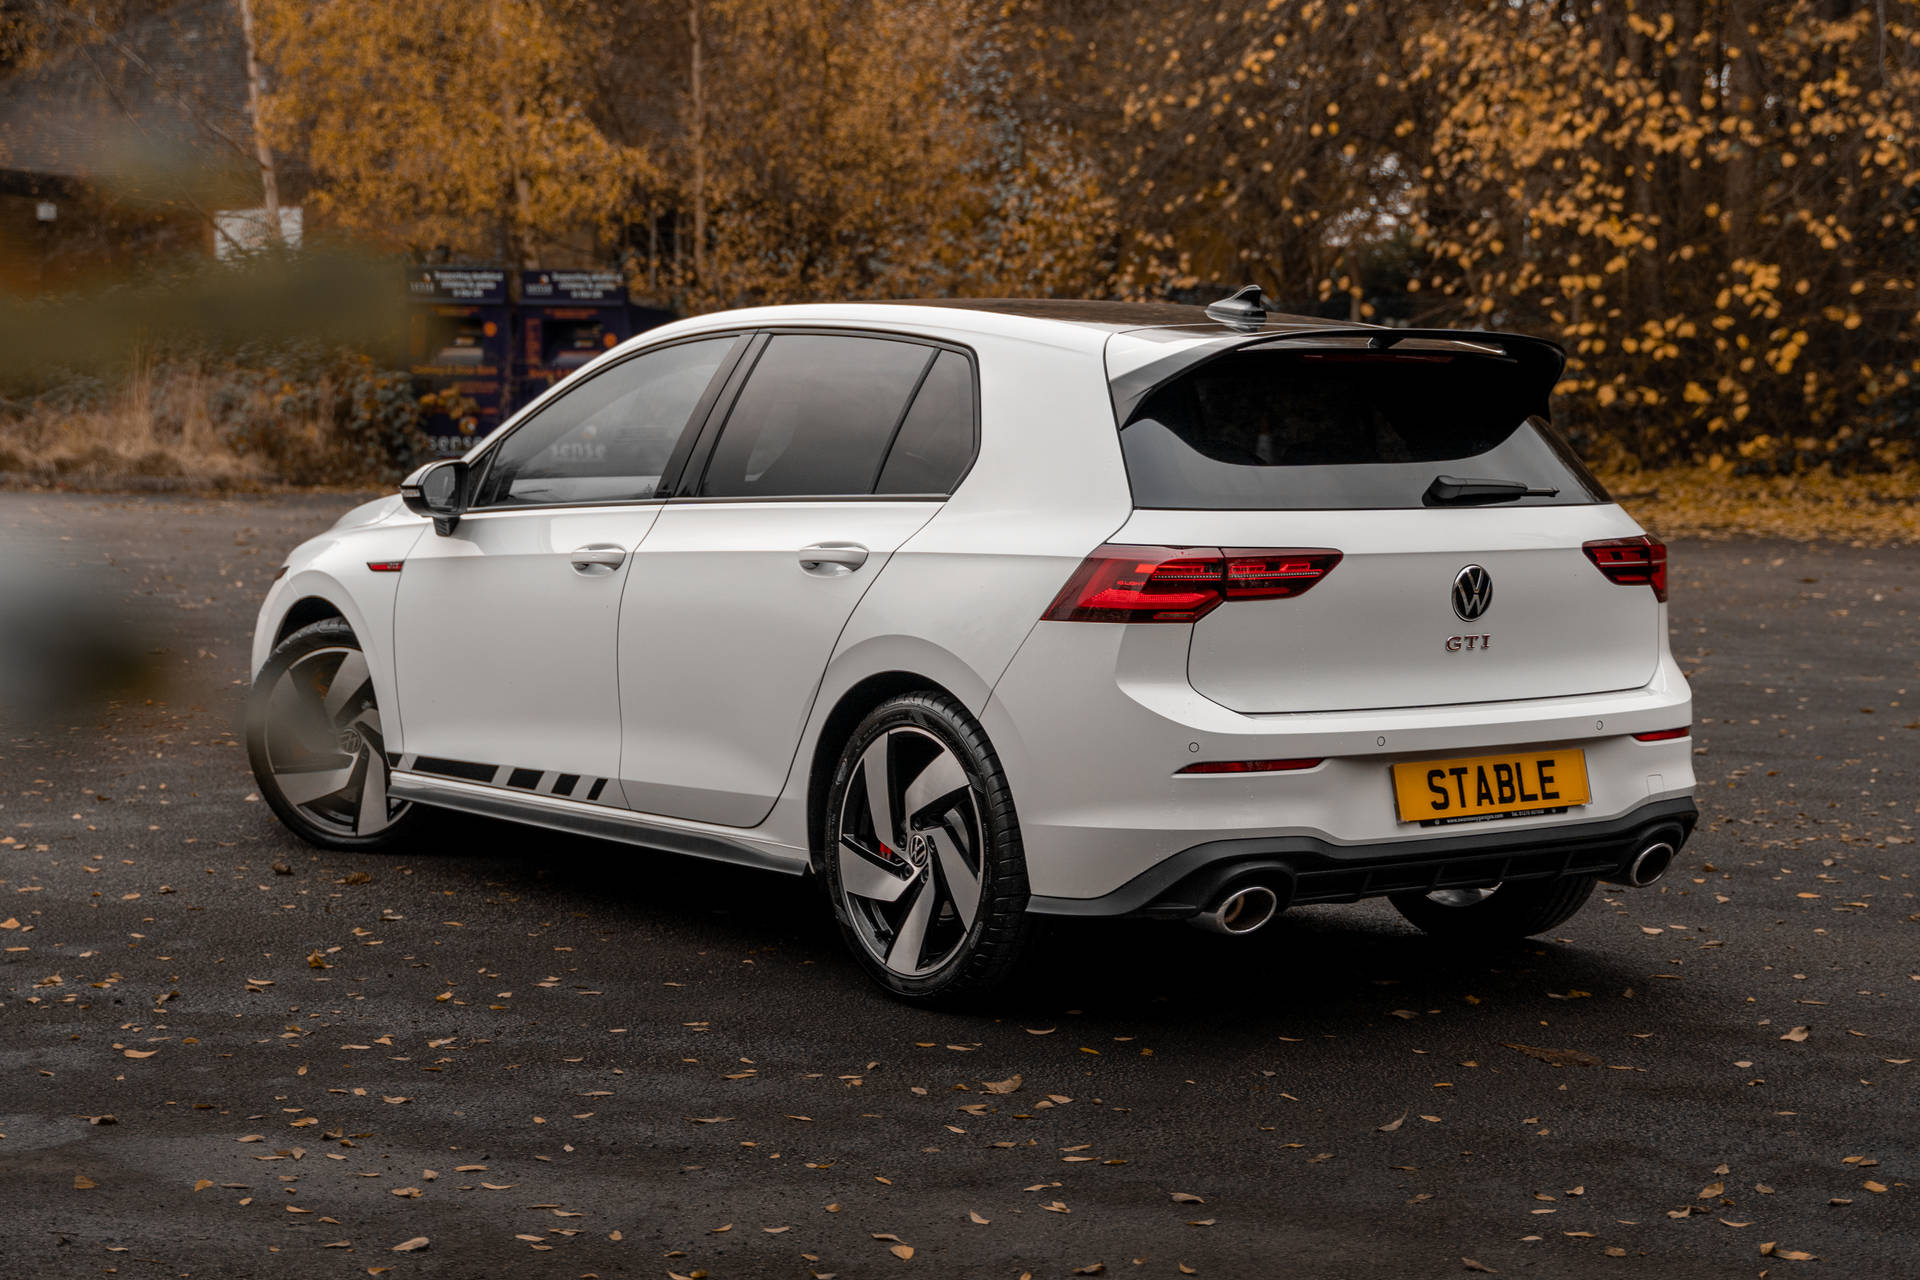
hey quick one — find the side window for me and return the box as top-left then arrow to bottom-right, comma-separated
875,350 -> 976,495
473,337 -> 735,507
698,334 -> 932,498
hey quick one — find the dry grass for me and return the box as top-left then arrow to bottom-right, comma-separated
0,358 -> 406,490
1604,466 -> 1920,548
0,361 -> 264,488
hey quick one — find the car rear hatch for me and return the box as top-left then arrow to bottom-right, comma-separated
1095,329 -> 1664,714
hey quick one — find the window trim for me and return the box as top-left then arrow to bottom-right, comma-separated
462,331 -> 753,512
674,326 -> 981,503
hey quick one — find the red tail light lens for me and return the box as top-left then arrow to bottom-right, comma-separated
1221,552 -> 1343,600
1043,546 -> 1342,623
1582,535 -> 1667,602
1044,547 -> 1223,622
1176,757 -> 1324,775
1632,727 -> 1690,742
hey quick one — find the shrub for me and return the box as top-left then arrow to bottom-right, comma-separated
0,345 -> 431,488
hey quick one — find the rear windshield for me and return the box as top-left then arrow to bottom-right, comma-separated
1119,349 -> 1608,510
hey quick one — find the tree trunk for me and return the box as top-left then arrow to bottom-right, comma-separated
1721,0 -> 1760,261
1873,0 -> 1888,87
1624,9 -> 1660,318
234,0 -> 283,247
687,0 -> 708,285
492,0 -> 537,269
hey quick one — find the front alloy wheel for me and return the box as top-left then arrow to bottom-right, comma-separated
247,618 -> 417,850
823,692 -> 1030,1000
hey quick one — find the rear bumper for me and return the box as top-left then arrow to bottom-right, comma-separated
982,620 -> 1696,901
1028,797 -> 1698,919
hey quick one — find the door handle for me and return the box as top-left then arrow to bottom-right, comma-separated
569,544 -> 627,575
798,542 -> 869,574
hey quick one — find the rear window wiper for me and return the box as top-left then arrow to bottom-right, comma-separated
1424,475 -> 1561,506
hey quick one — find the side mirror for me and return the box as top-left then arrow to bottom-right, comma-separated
399,458 -> 469,536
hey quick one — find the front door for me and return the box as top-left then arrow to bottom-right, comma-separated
619,332 -> 979,826
392,334 -> 741,801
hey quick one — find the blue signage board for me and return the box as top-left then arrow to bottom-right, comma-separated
514,269 -> 635,408
406,266 -> 512,455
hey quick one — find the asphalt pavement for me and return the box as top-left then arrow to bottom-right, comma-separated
0,492 -> 1913,1279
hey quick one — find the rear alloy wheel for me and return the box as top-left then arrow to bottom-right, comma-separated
247,618 -> 419,851
1389,875 -> 1597,941
822,692 -> 1031,1001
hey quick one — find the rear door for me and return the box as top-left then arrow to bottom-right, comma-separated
617,333 -> 976,826
1111,343 -> 1661,713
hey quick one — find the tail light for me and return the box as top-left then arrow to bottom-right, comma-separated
1632,727 -> 1690,742
1582,535 -> 1667,602
1043,545 -> 1343,623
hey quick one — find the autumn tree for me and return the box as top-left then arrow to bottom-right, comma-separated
258,0 -> 655,266
1055,0 -> 1426,313
240,0 -> 1919,469
1404,1 -> 1920,472
585,0 -> 1116,307
1023,0 -> 1920,469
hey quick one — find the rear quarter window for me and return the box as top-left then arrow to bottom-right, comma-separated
1120,349 -> 1608,510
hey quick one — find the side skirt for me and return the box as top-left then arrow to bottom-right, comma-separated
387,770 -> 809,877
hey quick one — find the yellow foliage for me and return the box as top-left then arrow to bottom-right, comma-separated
1066,0 -> 1919,470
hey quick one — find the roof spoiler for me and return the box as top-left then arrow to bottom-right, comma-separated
1109,326 -> 1570,427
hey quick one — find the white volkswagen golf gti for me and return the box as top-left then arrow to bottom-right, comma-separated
247,292 -> 1697,999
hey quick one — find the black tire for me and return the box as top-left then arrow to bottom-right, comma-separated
246,618 -> 424,852
1389,874 -> 1597,941
820,691 -> 1032,1002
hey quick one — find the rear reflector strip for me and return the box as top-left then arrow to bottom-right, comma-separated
367,560 -> 404,573
1177,757 -> 1324,775
1631,727 -> 1690,742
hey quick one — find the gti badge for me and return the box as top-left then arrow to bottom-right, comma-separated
1452,564 -> 1493,621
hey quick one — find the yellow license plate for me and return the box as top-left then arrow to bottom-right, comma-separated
1392,749 -> 1589,826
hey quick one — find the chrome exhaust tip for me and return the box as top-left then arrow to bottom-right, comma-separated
1190,884 -> 1280,936
1623,841 -> 1674,888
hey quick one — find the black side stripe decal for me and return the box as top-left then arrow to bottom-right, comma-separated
409,758 -> 609,803
413,756 -> 496,783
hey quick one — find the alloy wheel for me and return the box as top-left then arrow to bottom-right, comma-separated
835,726 -> 985,978
260,646 -> 407,838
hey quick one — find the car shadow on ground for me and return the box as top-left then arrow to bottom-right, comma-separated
394,811 -> 1651,1038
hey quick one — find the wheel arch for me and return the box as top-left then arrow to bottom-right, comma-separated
786,630 -> 999,864
276,594 -> 350,645
255,569 -> 409,750
258,573 -> 374,667
805,671 -> 959,871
